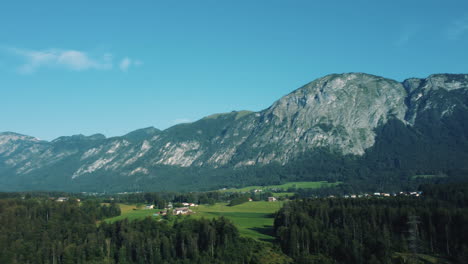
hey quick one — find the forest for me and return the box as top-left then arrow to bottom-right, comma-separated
274,183 -> 468,263
1,183 -> 468,263
0,197 -> 287,264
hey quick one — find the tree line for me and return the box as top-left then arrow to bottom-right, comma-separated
273,183 -> 468,263
0,198 -> 289,264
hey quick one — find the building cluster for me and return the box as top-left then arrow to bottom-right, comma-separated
268,197 -> 277,202
181,202 -> 198,207
48,197 -> 81,202
150,201 -> 198,216
331,191 -> 423,199
173,207 -> 192,215
172,202 -> 198,215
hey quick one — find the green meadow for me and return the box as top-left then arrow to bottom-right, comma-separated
102,181 -> 341,239
393,252 -> 451,264
411,174 -> 447,180
221,181 -> 340,193
190,201 -> 284,241
104,204 -> 162,223
104,201 -> 285,241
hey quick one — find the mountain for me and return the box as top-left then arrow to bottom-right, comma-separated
1,73 -> 468,192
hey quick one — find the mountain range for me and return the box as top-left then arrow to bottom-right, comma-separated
1,73 -> 468,192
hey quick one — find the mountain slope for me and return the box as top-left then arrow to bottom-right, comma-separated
1,73 -> 467,192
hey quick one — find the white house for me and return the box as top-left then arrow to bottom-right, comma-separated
173,207 -> 192,215
56,197 -> 68,202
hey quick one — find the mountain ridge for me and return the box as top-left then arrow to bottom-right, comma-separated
1,72 -> 467,192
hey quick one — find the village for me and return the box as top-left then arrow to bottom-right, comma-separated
142,202 -> 200,216
333,191 -> 422,199
136,191 -> 424,218
44,190 -> 422,208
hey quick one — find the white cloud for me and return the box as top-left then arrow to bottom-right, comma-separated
447,15 -> 468,40
4,47 -> 142,74
8,47 -> 113,73
119,57 -> 142,72
119,57 -> 131,72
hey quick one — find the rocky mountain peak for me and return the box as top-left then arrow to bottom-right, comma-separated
259,73 -> 407,156
403,74 -> 468,94
0,132 -> 40,143
88,134 -> 107,140
124,127 -> 160,141
426,74 -> 468,91
51,134 -> 106,143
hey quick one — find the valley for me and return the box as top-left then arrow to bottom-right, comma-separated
3,1 -> 468,263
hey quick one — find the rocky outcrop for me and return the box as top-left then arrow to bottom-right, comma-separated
251,73 -> 407,159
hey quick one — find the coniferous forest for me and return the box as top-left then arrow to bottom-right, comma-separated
1,183 -> 468,263
0,198 -> 285,264
274,183 -> 468,264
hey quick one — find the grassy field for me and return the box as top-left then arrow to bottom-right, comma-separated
103,202 -> 285,241
411,174 -> 447,180
274,192 -> 295,197
104,204 -> 161,223
393,252 -> 451,264
221,181 -> 340,193
101,181 -> 338,239
190,201 -> 284,241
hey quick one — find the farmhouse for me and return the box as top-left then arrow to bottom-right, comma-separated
268,197 -> 277,202
145,205 -> 154,209
173,207 -> 192,215
56,197 -> 68,202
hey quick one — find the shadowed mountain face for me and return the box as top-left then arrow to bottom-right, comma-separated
1,73 -> 468,192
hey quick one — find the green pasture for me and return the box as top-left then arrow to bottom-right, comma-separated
221,181 -> 340,193
190,201 -> 284,241
104,204 -> 161,223
411,174 -> 447,180
393,252 -> 451,264
274,192 -> 295,197
103,202 -> 285,241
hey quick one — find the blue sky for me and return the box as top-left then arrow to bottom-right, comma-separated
1,0 -> 467,140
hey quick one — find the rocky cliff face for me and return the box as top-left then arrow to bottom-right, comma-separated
1,73 -> 467,191
249,73 -> 407,159
403,74 -> 468,124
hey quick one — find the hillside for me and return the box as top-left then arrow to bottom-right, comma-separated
1,73 -> 467,192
